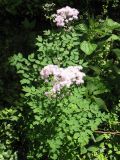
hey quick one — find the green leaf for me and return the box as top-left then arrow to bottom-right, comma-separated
28,53 -> 35,62
25,92 -> 31,97
104,19 -> 120,30
116,151 -> 120,155
67,136 -> 72,141
81,147 -> 87,154
20,79 -> 30,84
107,34 -> 120,41
52,154 -> 58,160
94,97 -> 108,111
44,30 -> 51,35
80,41 -> 97,55
73,133 -> 80,139
36,36 -> 42,42
89,66 -> 101,75
96,135 -> 105,142
22,86 -> 31,93
87,146 -> 98,152
33,64 -> 38,69
94,90 -> 107,95
113,48 -> 120,60
76,23 -> 88,33
18,53 -> 23,59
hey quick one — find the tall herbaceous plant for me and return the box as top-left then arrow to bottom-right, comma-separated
10,6 -> 120,160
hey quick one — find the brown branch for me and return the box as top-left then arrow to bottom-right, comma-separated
95,130 -> 120,135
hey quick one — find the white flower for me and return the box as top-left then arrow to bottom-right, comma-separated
40,65 -> 85,96
53,6 -> 79,27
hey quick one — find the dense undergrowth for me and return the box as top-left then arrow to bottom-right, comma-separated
0,0 -> 120,160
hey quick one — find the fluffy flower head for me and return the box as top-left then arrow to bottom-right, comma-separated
53,6 -> 79,27
40,65 -> 85,96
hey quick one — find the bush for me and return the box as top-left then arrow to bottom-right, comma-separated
9,17 -> 120,159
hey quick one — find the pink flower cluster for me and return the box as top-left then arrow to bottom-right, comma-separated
40,65 -> 85,95
53,6 -> 79,27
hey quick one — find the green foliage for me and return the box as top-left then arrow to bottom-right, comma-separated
0,0 -> 119,158
80,41 -> 97,55
0,107 -> 21,160
0,143 -> 17,160
9,18 -> 120,159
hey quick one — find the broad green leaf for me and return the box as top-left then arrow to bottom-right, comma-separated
94,97 -> 108,111
87,146 -> 98,152
107,34 -> 120,41
76,23 -> 88,33
104,19 -> 120,29
81,147 -> 87,154
96,135 -> 105,142
80,41 -> 97,55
